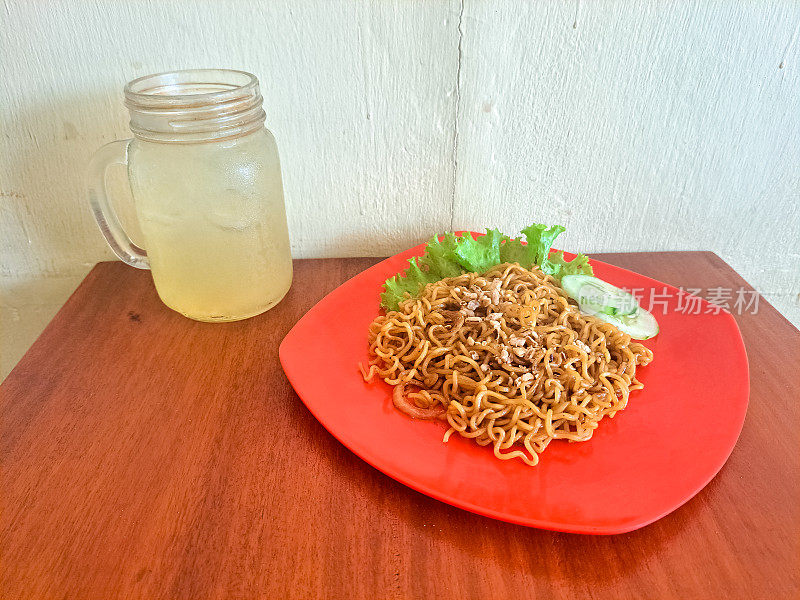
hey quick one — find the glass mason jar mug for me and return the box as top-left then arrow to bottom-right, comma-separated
87,69 -> 293,322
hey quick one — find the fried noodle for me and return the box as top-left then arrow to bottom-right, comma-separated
361,263 -> 654,466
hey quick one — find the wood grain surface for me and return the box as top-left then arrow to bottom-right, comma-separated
1,253 -> 798,600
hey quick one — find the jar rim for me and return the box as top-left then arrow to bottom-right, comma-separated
124,69 -> 259,109
123,69 -> 265,143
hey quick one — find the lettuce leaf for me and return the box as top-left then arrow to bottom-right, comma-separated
380,224 -> 593,310
520,224 -> 566,275
418,232 -> 463,278
380,257 -> 432,310
451,228 -> 504,272
548,250 -> 593,279
498,236 -> 529,265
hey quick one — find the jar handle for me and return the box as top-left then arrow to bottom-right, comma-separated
86,139 -> 150,269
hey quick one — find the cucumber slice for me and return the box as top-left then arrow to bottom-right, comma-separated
582,304 -> 659,340
560,275 -> 639,317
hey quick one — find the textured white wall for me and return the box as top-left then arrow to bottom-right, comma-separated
455,2 -> 800,323
1,0 -> 799,376
0,0 -> 459,275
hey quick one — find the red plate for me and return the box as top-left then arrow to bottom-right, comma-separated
279,240 -> 749,534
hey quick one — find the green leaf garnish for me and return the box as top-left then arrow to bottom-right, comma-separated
451,228 -> 504,272
380,223 -> 593,310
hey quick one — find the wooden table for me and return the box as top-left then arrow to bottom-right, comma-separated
2,253 -> 798,600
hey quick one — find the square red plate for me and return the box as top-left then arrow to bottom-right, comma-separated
279,242 -> 749,534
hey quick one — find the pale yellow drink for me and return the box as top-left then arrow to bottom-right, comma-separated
127,129 -> 292,321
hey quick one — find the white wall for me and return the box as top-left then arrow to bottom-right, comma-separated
1,1 -> 799,376
1,0 -> 459,274
455,2 -> 800,312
